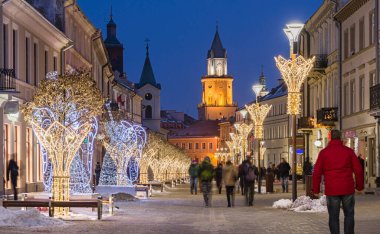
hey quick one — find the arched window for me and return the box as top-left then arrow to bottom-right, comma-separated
145,105 -> 152,119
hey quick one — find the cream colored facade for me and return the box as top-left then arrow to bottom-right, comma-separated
336,0 -> 377,188
300,0 -> 341,164
0,0 -> 71,195
0,0 -> 142,195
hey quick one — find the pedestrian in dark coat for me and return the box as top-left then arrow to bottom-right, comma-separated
7,157 -> 19,200
215,163 -> 223,194
243,157 -> 259,206
198,156 -> 214,207
95,162 -> 102,185
313,130 -> 364,234
238,160 -> 246,195
278,158 -> 291,193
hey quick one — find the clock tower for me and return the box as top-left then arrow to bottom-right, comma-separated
198,28 -> 237,120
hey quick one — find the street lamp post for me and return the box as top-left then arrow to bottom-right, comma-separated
234,122 -> 253,164
275,24 -> 315,201
246,92 -> 271,194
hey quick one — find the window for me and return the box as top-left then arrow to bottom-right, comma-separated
12,29 -> 18,77
350,80 -> 355,114
188,143 -> 193,150
369,11 -> 375,45
145,93 -> 152,100
209,143 -> 213,150
370,71 -> 376,86
344,29 -> 349,59
53,56 -> 57,71
359,17 -> 364,51
195,143 -> 199,150
44,50 -> 48,77
202,143 -> 206,150
350,24 -> 355,55
359,76 -> 365,111
25,37 -> 30,83
344,83 -> 349,116
145,105 -> 152,119
3,24 -> 8,67
181,143 -> 185,149
33,43 -> 37,86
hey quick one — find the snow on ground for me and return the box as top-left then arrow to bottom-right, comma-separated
272,195 -> 327,213
0,207 -> 66,227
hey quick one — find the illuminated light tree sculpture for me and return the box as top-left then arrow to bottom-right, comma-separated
229,133 -> 241,164
99,103 -> 147,186
245,101 -> 271,193
22,71 -> 103,216
234,122 -> 253,164
275,25 -> 315,200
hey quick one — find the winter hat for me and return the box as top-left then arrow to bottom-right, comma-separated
204,156 -> 210,162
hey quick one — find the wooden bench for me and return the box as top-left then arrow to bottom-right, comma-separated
135,186 -> 149,198
138,182 -> 164,193
2,199 -> 102,220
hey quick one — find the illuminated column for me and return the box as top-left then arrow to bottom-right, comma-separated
246,101 -> 271,194
275,25 -> 315,200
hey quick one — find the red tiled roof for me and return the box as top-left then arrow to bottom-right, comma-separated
170,120 -> 219,138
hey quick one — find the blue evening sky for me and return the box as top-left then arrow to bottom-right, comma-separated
77,0 -> 323,118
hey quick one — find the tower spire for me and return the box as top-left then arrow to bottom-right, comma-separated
110,5 -> 113,20
145,38 -> 150,57
216,21 -> 219,32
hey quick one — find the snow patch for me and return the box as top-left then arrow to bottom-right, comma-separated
0,207 -> 66,227
272,195 -> 327,213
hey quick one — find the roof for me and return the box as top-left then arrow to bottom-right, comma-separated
170,120 -> 220,138
136,46 -> 161,89
207,30 -> 226,59
259,80 -> 287,101
114,76 -> 135,91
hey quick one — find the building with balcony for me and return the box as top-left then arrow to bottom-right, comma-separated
335,0 -> 378,188
0,0 -> 72,195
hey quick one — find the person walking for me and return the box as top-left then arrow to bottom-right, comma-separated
243,157 -> 259,206
222,160 -> 237,207
302,157 -> 313,184
7,156 -> 19,200
238,160 -> 246,195
188,160 -> 200,195
95,162 -> 102,186
313,130 -> 364,234
273,163 -> 280,182
278,158 -> 291,193
199,156 -> 214,207
215,163 -> 223,194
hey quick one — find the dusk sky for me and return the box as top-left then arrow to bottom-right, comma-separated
78,0 -> 323,118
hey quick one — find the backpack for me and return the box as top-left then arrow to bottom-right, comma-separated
201,169 -> 213,181
245,166 -> 256,182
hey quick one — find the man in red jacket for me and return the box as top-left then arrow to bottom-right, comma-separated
313,130 -> 364,234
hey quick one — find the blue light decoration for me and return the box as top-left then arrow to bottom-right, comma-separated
98,103 -> 147,186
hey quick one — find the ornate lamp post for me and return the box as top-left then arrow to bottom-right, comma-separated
246,85 -> 271,194
234,122 -> 253,164
275,24 -> 315,201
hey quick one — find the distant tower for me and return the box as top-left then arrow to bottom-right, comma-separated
135,41 -> 161,132
198,27 -> 237,120
104,8 -> 124,75
258,66 -> 269,97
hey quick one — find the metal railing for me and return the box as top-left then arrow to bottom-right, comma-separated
0,69 -> 16,91
313,54 -> 328,69
370,84 -> 380,111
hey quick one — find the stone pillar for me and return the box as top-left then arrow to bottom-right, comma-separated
20,118 -> 27,192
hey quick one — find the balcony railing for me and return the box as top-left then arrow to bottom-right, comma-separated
0,69 -> 16,91
317,107 -> 338,126
370,84 -> 380,112
297,117 -> 314,129
313,54 -> 328,69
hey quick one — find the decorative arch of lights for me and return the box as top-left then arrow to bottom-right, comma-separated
99,103 -> 147,186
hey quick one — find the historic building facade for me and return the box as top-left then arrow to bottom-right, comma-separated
0,0 -> 71,195
198,29 -> 237,121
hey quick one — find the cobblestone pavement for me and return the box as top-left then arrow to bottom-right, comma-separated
3,183 -> 380,234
